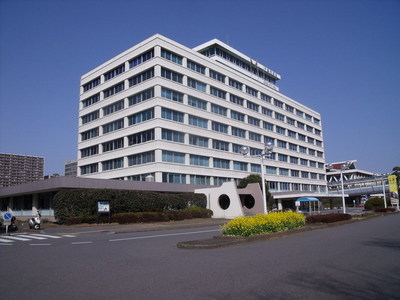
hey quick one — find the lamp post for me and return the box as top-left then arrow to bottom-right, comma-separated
240,142 -> 274,214
374,173 -> 388,209
339,161 -> 352,214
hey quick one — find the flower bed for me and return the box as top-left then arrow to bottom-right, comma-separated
221,211 -> 305,237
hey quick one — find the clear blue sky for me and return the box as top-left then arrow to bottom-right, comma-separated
0,0 -> 399,175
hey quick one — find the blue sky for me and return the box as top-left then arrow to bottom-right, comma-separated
0,0 -> 399,175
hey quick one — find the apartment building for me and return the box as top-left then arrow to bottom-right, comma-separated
77,34 -> 326,194
0,153 -> 44,187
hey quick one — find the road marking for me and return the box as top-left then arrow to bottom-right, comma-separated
15,234 -> 47,240
0,238 -> 14,243
71,241 -> 92,245
30,244 -> 51,246
109,229 -> 219,242
62,235 -> 77,238
1,236 -> 31,241
29,234 -> 62,239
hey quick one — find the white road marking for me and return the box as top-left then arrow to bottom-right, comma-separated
109,229 -> 219,242
30,244 -> 51,246
71,241 -> 92,245
1,236 -> 31,241
15,234 -> 47,240
29,234 -> 62,239
0,238 -> 14,243
62,235 -> 77,238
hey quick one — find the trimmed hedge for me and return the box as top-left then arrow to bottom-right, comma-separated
365,197 -> 390,210
221,211 -> 305,237
65,207 -> 213,225
306,213 -> 352,223
374,208 -> 396,213
53,189 -> 207,224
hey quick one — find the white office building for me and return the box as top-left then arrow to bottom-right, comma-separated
77,34 -> 327,194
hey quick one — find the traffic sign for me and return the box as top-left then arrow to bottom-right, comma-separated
3,212 -> 12,220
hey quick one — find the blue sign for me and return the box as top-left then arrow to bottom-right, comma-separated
3,212 -> 12,220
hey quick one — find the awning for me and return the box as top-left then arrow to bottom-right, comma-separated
296,197 -> 319,202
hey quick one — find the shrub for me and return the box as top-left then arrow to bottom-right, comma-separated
306,213 -> 352,223
221,211 -> 305,237
374,207 -> 396,213
364,197 -> 389,211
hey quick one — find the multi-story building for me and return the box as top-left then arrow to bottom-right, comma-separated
0,153 -> 44,187
64,159 -> 77,177
77,34 -> 326,194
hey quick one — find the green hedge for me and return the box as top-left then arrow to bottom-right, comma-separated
53,189 -> 207,224
306,213 -> 352,223
365,197 -> 390,210
65,207 -> 213,225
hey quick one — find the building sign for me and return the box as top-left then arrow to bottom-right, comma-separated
97,201 -> 110,213
388,175 -> 398,193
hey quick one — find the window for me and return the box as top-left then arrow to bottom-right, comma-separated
82,93 -> 100,108
231,110 -> 245,122
128,108 -> 154,125
275,112 -> 285,122
210,86 -> 226,99
314,118 -> 320,125
262,107 -> 273,117
274,99 -> 283,108
317,151 -> 324,158
307,137 -> 315,145
229,78 -> 242,90
161,67 -> 183,83
261,93 -> 271,103
81,110 -> 99,124
288,130 -> 297,138
315,129 -> 321,136
248,116 -> 260,127
291,170 -> 299,177
299,146 -> 307,153
104,82 -> 125,98
289,143 -> 298,151
80,145 -> 98,158
162,108 -> 184,123
162,150 -> 185,164
187,60 -> 205,74
128,88 -> 154,106
190,175 -> 210,185
102,138 -> 124,152
233,161 -> 247,171
187,77 -> 206,92
162,129 -> 184,143
211,104 -> 227,116
297,122 -> 305,130
264,136 -> 275,145
316,140 -> 323,147
279,168 -> 289,176
300,158 -> 308,166
190,154 -> 209,167
277,140 -> 287,148
251,164 -> 261,173
209,69 -> 225,82
83,77 -> 100,92
301,171 -> 309,179
128,68 -> 154,87
296,109 -> 304,118
129,49 -> 154,68
161,87 -> 183,103
249,131 -> 261,142
232,144 -> 241,153
80,163 -> 98,174
102,158 -> 124,171
278,154 -> 288,162
161,48 -> 182,64
308,149 -> 316,156
211,121 -> 228,133
163,172 -> 186,184
103,100 -> 124,116
212,139 -> 229,151
128,151 -> 155,166
128,129 -> 154,146
276,126 -> 286,135
263,121 -> 274,131
232,127 -> 245,138
104,64 -> 125,81
280,182 -> 290,191
309,161 -> 317,168
287,117 -> 295,126
247,101 -> 259,112
188,96 -> 207,110
306,114 -> 312,121
290,156 -> 298,164
81,128 -> 99,141
189,135 -> 208,147
214,177 -> 230,186
285,105 -> 294,113
298,134 -> 306,141
189,115 -> 208,128
103,119 -> 124,133
250,148 -> 262,156
230,94 -> 244,106
214,158 -> 230,169
266,166 -> 277,174
246,86 -> 258,97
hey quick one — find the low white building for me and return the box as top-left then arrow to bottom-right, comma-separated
77,34 -> 326,194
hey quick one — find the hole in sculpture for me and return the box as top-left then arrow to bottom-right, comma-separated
243,195 -> 255,209
218,194 -> 230,210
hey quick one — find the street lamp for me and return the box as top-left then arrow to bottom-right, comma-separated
374,173 -> 388,209
240,142 -> 274,214
328,161 -> 352,214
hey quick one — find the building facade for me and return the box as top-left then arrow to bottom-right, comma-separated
77,34 -> 326,194
64,159 -> 78,177
0,153 -> 44,187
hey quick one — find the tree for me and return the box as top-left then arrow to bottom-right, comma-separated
392,166 -> 400,192
238,174 -> 274,210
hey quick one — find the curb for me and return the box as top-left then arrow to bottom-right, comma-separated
177,213 -> 394,249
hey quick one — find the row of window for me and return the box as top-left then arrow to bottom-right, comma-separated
82,47 -> 320,126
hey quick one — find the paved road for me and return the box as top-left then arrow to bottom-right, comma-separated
1,215 -> 399,299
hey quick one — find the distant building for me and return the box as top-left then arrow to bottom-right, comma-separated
0,153 -> 44,187
64,159 -> 77,177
